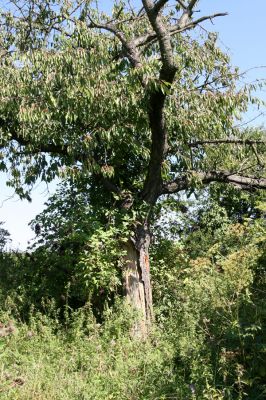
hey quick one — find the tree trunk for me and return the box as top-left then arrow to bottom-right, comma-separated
123,224 -> 153,337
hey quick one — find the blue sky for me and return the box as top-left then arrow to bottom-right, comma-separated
0,0 -> 266,249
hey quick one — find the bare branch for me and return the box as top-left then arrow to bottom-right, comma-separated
204,171 -> 266,190
172,12 -> 228,35
133,12 -> 227,48
104,10 -> 146,27
176,0 -> 199,28
233,112 -> 265,128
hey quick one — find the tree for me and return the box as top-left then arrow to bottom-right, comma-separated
0,222 -> 10,251
0,0 -> 265,335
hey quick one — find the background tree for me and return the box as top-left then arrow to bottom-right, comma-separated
0,221 -> 10,251
0,0 -> 265,334
151,193 -> 266,399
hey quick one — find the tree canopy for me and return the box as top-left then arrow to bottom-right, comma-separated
0,0 -> 265,201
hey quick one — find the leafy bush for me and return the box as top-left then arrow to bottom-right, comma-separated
151,211 -> 266,399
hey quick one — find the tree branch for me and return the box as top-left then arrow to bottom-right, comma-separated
142,0 -> 176,75
179,12 -> 228,30
176,0 -> 199,29
133,12 -> 227,48
176,0 -> 186,9
87,15 -> 142,68
153,0 -> 169,14
187,139 -> 266,147
0,118 -> 69,155
139,1 -> 179,204
163,171 -> 266,194
0,118 -> 126,200
187,0 -> 198,13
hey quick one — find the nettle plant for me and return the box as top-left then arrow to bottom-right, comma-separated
0,0 -> 265,335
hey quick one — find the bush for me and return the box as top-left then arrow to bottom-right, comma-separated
151,216 -> 266,399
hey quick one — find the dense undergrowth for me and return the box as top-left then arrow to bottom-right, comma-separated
0,192 -> 265,399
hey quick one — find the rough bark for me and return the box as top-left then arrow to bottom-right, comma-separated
123,225 -> 153,337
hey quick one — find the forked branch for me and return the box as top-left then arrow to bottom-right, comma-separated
133,12 -> 227,48
142,0 -> 176,75
87,14 -> 142,68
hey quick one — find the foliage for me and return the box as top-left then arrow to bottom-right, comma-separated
151,196 -> 266,399
30,181 -> 128,296
0,0 -> 265,200
0,188 -> 265,399
0,303 -> 180,400
0,181 -> 134,319
0,222 -> 10,251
